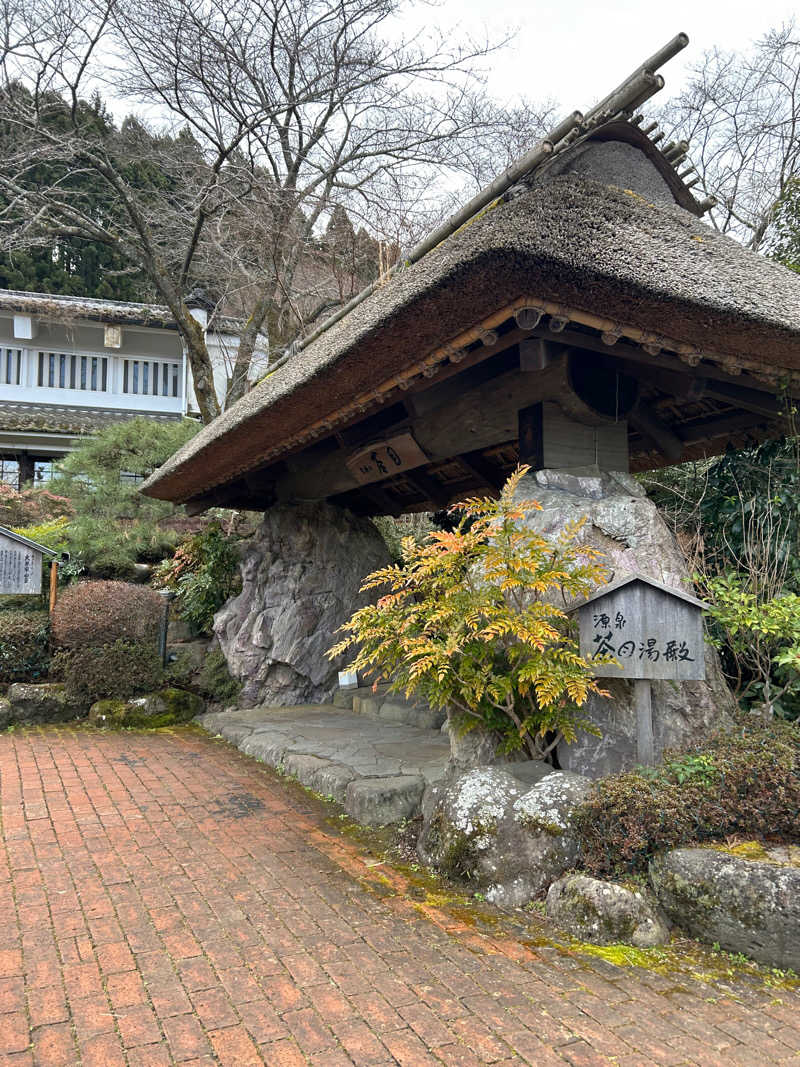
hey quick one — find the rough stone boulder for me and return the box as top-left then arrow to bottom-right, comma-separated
417,767 -> 592,907
649,847 -> 800,971
516,468 -> 735,777
547,873 -> 670,947
214,502 -> 390,706
6,682 -> 84,723
89,688 -> 204,728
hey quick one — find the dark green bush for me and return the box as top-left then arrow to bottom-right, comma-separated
0,609 -> 50,682
195,649 -> 241,704
52,639 -> 164,704
166,647 -> 241,705
154,524 -> 240,635
574,718 -> 800,876
52,580 -> 162,650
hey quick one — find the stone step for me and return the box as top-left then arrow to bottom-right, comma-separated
349,687 -> 446,731
333,682 -> 391,710
196,704 -> 450,826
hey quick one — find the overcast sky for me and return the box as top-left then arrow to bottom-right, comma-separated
427,0 -> 796,111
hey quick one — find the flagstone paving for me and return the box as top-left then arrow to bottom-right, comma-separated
198,705 -> 452,785
0,724 -> 798,1066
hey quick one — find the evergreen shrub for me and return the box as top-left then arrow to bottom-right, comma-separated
574,719 -> 800,876
0,610 -> 50,682
195,649 -> 241,704
52,639 -> 164,705
154,524 -> 240,635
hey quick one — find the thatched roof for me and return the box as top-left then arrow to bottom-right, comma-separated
142,174 -> 800,504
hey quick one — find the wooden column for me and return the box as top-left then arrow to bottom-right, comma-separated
18,453 -> 35,487
634,679 -> 655,766
518,403 -> 544,469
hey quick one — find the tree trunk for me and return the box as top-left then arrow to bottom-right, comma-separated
180,314 -> 221,424
226,290 -> 276,407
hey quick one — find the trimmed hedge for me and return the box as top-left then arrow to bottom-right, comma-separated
0,609 -> 50,683
51,639 -> 164,705
51,580 -> 162,650
574,718 -> 800,876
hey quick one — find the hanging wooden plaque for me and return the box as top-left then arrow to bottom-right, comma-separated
346,432 -> 429,486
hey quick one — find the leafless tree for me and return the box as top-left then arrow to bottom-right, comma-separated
0,0 -> 519,420
661,21 -> 800,251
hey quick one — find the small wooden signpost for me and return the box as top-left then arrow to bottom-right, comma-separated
570,574 -> 708,766
0,525 -> 59,610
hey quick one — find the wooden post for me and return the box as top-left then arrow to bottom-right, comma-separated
49,559 -> 58,614
634,679 -> 655,766
518,402 -> 544,469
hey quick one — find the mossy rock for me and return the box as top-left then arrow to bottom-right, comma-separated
546,873 -> 670,948
89,689 -> 204,729
89,699 -> 129,726
650,847 -> 800,971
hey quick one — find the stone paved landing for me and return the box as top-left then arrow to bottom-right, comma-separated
197,706 -> 451,823
1,725 -> 797,1066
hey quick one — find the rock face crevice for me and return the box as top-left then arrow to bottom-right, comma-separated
214,502 -> 390,707
515,468 -> 735,777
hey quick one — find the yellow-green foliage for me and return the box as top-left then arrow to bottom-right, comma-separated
12,517 -> 70,555
329,466 -> 610,759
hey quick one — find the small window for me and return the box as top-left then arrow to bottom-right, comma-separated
34,461 -> 54,483
36,352 -> 108,392
3,349 -> 21,385
0,459 -> 20,488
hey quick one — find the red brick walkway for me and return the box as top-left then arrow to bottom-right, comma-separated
0,726 -> 797,1066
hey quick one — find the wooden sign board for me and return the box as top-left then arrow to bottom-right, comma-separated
346,432 -> 429,486
0,530 -> 44,595
574,575 -> 707,682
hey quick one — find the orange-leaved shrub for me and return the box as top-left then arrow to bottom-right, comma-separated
329,466 -> 610,761
51,580 -> 162,650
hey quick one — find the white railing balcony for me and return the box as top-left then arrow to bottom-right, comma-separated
1,346 -> 185,415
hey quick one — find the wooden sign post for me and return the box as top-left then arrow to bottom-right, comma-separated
570,575 -> 708,766
0,525 -> 59,608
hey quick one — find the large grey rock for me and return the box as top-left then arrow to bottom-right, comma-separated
649,848 -> 800,971
0,697 -> 12,730
447,719 -> 505,773
417,767 -> 592,907
516,468 -> 735,777
214,502 -> 390,706
7,682 -> 84,723
345,775 -> 425,825
547,873 -> 670,947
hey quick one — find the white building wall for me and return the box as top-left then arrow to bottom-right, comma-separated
0,310 -> 269,422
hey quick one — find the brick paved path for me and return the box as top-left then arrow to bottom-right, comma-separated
0,727 -> 798,1066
